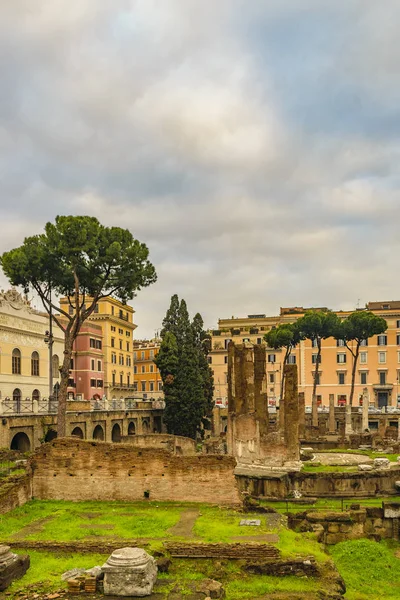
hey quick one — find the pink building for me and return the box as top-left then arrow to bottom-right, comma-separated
67,322 -> 104,401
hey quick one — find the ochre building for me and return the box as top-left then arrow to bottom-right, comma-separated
133,339 -> 163,400
210,302 -> 400,412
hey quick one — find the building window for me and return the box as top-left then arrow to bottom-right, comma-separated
224,339 -> 231,349
224,356 -> 228,364
268,354 -> 276,363
337,395 -> 347,406
269,373 -> 275,383
141,381 -> 146,392
119,340 -> 123,350
127,374 -> 130,386
134,352 -> 137,360
119,355 -> 124,366
397,320 -> 400,329
97,379 -> 103,387
207,356 -> 212,364
68,378 -> 75,387
111,338 -> 115,348
31,351 -> 40,376
312,338 -> 318,348
338,373 -> 345,385
91,359 -> 95,371
150,350 -> 154,359
119,328 -> 123,334
337,353 -> 346,364
111,326 -> 116,332
12,349 -> 21,375
337,339 -> 345,347
360,352 -> 367,364
134,365 -> 138,374
120,374 -> 123,385
90,378 -> 96,387
111,353 -> 116,364
287,355 -> 296,364
150,364 -> 154,372
256,337 -> 262,344
242,337 -> 250,343
314,373 -> 320,385
377,335 -> 387,346
133,382 -> 138,391
32,389 -> 40,402
90,338 -> 95,348
70,358 -> 74,369
95,340 -> 102,349
94,303 -> 99,313
126,356 -> 131,367
97,360 -> 101,371
126,331 -> 130,337
158,381 -> 163,391
378,352 -> 386,364
397,334 -> 400,346
141,365 -> 145,373
379,371 -> 386,385
360,339 -> 368,346
126,342 -> 130,352
13,388 -> 21,406
149,382 -> 154,392
112,373 -> 116,385
360,372 -> 367,385
141,351 -> 145,360
312,354 -> 320,364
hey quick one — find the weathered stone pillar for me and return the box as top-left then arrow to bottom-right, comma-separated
362,387 -> 369,432
397,418 -> 400,441
283,364 -> 300,461
328,394 -> 335,433
345,404 -> 352,436
298,392 -> 305,439
312,394 -> 318,428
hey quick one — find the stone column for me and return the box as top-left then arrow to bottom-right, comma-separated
284,364 -> 300,461
298,392 -> 305,439
362,387 -> 369,432
312,394 -> 318,428
328,394 -> 335,433
345,404 -> 352,436
397,418 -> 400,441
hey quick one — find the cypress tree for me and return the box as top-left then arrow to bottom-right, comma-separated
156,295 -> 210,439
192,312 -> 214,431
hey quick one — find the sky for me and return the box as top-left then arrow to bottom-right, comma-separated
1,1 -> 400,338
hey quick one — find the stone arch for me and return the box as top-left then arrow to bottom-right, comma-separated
32,389 -> 40,402
10,432 -> 31,452
71,426 -> 84,439
128,421 -> 136,435
112,423 -> 121,443
93,424 -> 105,441
142,419 -> 150,434
44,429 -> 57,442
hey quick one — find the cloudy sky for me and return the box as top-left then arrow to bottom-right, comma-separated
1,1 -> 399,337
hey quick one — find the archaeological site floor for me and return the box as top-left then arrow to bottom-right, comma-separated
0,499 -> 399,600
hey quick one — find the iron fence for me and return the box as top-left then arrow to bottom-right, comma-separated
2,398 -> 33,414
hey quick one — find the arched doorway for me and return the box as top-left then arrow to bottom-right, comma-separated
128,421 -> 136,435
112,423 -> 121,443
10,432 -> 31,452
142,420 -> 149,434
12,388 -> 22,413
44,429 -> 57,442
32,389 -> 40,402
93,425 -> 104,441
71,426 -> 84,439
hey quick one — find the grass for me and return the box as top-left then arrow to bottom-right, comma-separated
261,496 -> 400,514
323,448 -> 399,462
302,464 -> 359,473
329,539 -> 400,600
193,506 -> 270,542
225,574 -> 321,598
8,549 -> 109,595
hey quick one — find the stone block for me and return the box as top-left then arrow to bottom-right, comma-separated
358,464 -> 373,471
328,523 -> 340,533
0,546 -> 30,591
102,547 -> 157,597
196,579 -> 225,599
374,458 -> 391,469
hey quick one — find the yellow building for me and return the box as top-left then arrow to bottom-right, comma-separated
133,339 -> 163,399
210,302 -> 400,410
60,296 -> 136,399
0,288 -> 63,409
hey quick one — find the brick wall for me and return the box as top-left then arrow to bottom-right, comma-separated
165,542 -> 280,559
30,438 -> 241,504
0,475 -> 32,514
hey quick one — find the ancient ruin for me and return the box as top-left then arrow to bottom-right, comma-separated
227,342 -> 301,471
0,545 -> 29,591
102,547 -> 157,597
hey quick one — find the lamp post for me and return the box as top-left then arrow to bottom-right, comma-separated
44,287 -> 54,405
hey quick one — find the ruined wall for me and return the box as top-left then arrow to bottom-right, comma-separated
236,467 -> 400,498
120,434 -> 196,455
30,438 -> 241,504
290,506 -> 398,544
0,475 -> 32,514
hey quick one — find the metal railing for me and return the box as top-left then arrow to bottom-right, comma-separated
2,398 -> 33,414
1,396 -> 165,416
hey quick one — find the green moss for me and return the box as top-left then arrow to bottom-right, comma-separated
329,539 -> 400,600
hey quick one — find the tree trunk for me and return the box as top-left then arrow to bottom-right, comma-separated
349,343 -> 360,407
57,330 -> 74,437
312,339 -> 321,427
